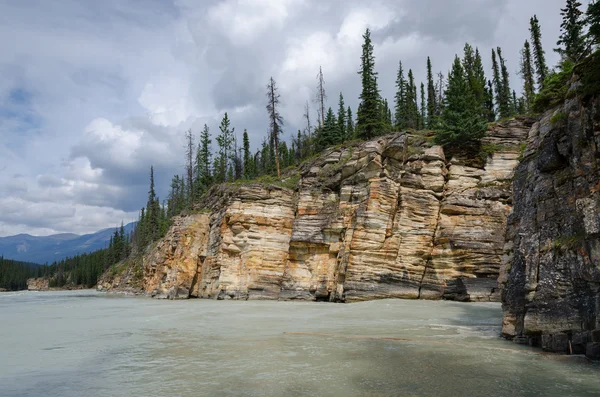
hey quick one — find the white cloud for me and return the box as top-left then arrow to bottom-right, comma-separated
0,0 -> 566,237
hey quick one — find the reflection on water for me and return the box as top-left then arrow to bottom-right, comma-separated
0,290 -> 599,397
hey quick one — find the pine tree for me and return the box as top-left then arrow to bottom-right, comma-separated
316,67 -> 327,128
394,61 -> 407,130
216,113 -> 234,183
194,124 -> 212,199
436,56 -> 487,146
318,107 -> 339,149
491,48 -> 502,117
346,107 -> 355,138
184,129 -> 194,203
242,129 -> 252,179
520,40 -> 536,112
357,29 -> 382,140
147,166 -> 160,243
589,1 -> 600,45
484,80 -> 496,122
436,72 -> 445,117
266,77 -> 283,178
472,48 -> 488,119
556,0 -> 589,62
406,69 -> 418,129
337,93 -> 346,142
463,43 -> 476,85
426,57 -> 437,128
498,47 -> 513,118
420,83 -> 426,130
530,15 -> 549,89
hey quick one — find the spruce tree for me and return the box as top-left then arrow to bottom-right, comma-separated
436,56 -> 487,146
316,67 -> 327,128
337,93 -> 346,142
556,0 -> 589,62
147,166 -> 159,243
520,40 -> 536,112
485,80 -> 496,122
346,107 -> 355,138
394,61 -> 407,130
589,1 -> 600,45
318,107 -> 339,149
530,15 -> 549,89
498,47 -> 513,118
472,48 -> 488,119
266,77 -> 283,178
216,113 -> 233,183
357,29 -> 382,140
184,129 -> 194,203
406,69 -> 418,129
463,43 -> 476,85
242,129 -> 252,179
420,83 -> 426,130
194,124 -> 212,199
491,49 -> 502,117
426,57 -> 437,127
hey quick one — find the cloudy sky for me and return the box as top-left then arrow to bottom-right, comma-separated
0,0 -> 565,237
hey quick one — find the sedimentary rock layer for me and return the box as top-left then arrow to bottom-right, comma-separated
100,119 -> 531,303
500,92 -> 600,359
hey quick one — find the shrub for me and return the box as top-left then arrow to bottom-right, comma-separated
532,60 -> 574,113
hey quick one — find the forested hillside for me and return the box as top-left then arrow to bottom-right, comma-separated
0,257 -> 43,291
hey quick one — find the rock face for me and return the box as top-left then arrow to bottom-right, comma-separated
27,278 -> 49,291
101,119 -> 531,302
501,94 -> 600,359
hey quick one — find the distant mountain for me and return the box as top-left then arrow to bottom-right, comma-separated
0,222 -> 136,264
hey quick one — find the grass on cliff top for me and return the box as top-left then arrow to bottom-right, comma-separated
226,172 -> 301,191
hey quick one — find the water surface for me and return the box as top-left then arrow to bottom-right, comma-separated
1,290 -> 599,396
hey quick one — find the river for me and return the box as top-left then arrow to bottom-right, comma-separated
1,290 -> 599,396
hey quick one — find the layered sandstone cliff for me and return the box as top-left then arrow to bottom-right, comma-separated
99,119 -> 531,303
27,278 -> 49,291
501,87 -> 600,358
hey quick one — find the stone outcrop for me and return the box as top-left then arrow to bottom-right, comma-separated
100,119 -> 531,302
501,89 -> 600,359
27,278 -> 49,291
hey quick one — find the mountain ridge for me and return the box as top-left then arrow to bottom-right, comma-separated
0,222 -> 136,264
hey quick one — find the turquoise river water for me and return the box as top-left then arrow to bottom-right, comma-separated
1,290 -> 599,396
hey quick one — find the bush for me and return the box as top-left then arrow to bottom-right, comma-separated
532,60 -> 574,113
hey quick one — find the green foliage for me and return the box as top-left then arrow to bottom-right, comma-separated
426,57 -> 437,128
575,50 -> 600,97
216,113 -> 234,183
520,40 -> 536,112
394,60 -> 407,130
552,232 -> 585,251
435,56 -> 488,147
346,106 -> 355,139
317,107 -> 340,150
357,28 -> 383,139
337,93 -> 346,142
532,59 -> 574,112
0,257 -> 42,291
550,111 -> 567,124
530,15 -> 549,89
556,0 -> 589,62
589,1 -> 600,45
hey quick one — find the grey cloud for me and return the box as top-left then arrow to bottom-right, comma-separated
0,0 -> 566,236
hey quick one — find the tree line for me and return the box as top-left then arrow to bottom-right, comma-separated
0,257 -> 43,291
129,0 -> 600,261
8,1 -> 596,291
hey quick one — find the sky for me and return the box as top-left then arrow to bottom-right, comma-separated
0,0 -> 566,237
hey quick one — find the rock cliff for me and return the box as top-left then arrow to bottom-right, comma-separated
27,278 -> 49,291
100,119 -> 531,302
501,85 -> 600,358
